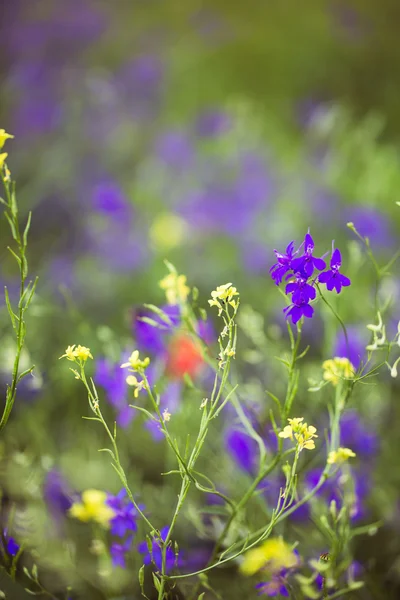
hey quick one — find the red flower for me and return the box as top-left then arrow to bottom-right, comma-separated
166,334 -> 204,379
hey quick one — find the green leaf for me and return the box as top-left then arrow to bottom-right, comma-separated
4,211 -> 18,241
17,366 -> 35,383
192,286 -> 199,302
138,316 -> 169,330
7,246 -> 21,268
4,287 -> 17,331
152,573 -> 161,592
22,212 -> 32,248
143,303 -> 175,326
198,307 -> 207,321
129,405 -> 159,421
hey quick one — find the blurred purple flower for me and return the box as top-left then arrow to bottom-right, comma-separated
138,526 -> 176,573
117,55 -> 164,120
225,428 -> 258,475
134,305 -> 181,355
195,109 -> 231,138
333,325 -> 367,370
110,536 -> 133,569
95,357 -> 134,428
44,470 -> 73,528
256,576 -> 289,596
4,532 -> 19,557
91,179 -> 132,223
340,412 -> 378,458
155,130 -> 195,170
346,206 -> 395,248
107,489 -> 142,538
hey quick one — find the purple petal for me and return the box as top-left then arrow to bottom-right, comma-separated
313,257 -> 326,270
340,274 -> 351,287
304,233 -> 314,250
318,270 -> 331,283
331,248 -> 341,267
302,303 -> 314,318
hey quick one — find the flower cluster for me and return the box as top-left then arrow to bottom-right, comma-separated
327,447 -> 356,465
106,489 -> 142,568
138,526 -> 176,573
69,489 -> 115,527
240,538 -> 299,597
0,128 -> 13,170
322,357 -> 355,386
270,232 -> 351,324
208,282 -> 239,316
120,350 -> 150,398
60,344 -> 93,363
159,271 -> 190,305
279,417 -> 318,451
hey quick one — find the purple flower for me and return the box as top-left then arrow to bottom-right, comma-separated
5,534 -> 19,557
138,526 -> 176,573
283,300 -> 314,325
133,305 -> 181,355
107,489 -> 141,538
333,326 -> 367,370
43,469 -> 73,528
195,109 -> 231,137
225,429 -> 258,475
94,357 -> 133,428
155,130 -> 194,170
270,241 -> 298,285
256,576 -> 289,596
340,412 -> 378,458
291,233 -> 326,278
110,536 -> 133,569
318,249 -> 351,293
285,274 -> 316,305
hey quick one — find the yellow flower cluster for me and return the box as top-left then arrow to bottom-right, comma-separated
159,272 -> 190,305
279,417 -> 318,451
327,447 -> 356,465
126,374 -> 145,398
0,129 -> 14,170
120,350 -> 150,372
208,283 -> 239,316
322,357 -> 355,386
60,344 -> 93,363
240,537 -> 298,576
69,489 -> 115,527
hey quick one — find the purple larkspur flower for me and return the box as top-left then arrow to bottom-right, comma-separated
107,489 -> 141,538
94,357 -> 134,428
285,274 -> 317,305
225,428 -> 258,475
340,412 -> 378,458
133,305 -> 181,355
333,326 -> 367,370
318,248 -> 351,293
138,526 -> 176,573
110,536 -> 133,569
155,130 -> 194,169
5,534 -> 19,557
195,109 -> 231,137
291,233 -> 326,278
43,469 -> 73,527
283,300 -> 314,324
256,576 -> 289,597
270,241 -> 298,285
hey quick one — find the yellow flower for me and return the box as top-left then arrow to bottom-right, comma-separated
162,408 -> 171,422
159,272 -> 190,305
59,344 -> 93,362
322,357 -> 355,386
126,374 -> 145,397
208,283 -> 239,315
278,417 -> 317,451
69,489 -> 115,527
0,153 -> 8,169
327,447 -> 356,465
150,213 -> 187,251
0,129 -> 14,150
121,350 -> 150,372
240,538 -> 298,576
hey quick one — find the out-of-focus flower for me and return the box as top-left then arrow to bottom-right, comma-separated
340,412 -> 378,457
43,469 -> 73,529
322,357 -> 355,385
95,357 -> 134,427
195,109 -> 231,137
279,418 -> 318,451
162,408 -> 171,421
134,304 -> 181,355
327,447 -> 356,465
155,129 -> 194,170
126,375 -> 145,398
225,428 -> 259,475
69,489 -> 115,527
255,575 -> 289,596
106,489 -> 141,538
110,536 -> 133,569
208,283 -> 239,315
159,272 -> 190,305
0,153 -> 8,169
240,538 -> 298,576
2,530 -> 20,557
138,526 -> 176,573
0,129 -> 14,150
346,205 -> 395,248
334,326 -> 367,370
165,334 -> 204,380
120,350 -> 150,372
149,213 -> 188,251
318,248 -> 351,293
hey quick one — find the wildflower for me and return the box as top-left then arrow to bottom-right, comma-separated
285,274 -> 316,305
208,283 -> 239,315
0,153 -> 8,169
388,356 -> 400,378
69,489 -> 115,527
133,304 -> 180,354
95,356 -> 133,428
138,526 -> 176,573
278,418 -> 318,451
327,447 -> 356,465
120,350 -> 150,372
270,241 -> 299,286
322,357 -> 355,386
106,489 -> 141,537
0,129 -> 14,150
318,248 -> 351,293
291,233 -> 326,278
166,334 -> 204,379
59,344 -> 93,363
240,538 -> 298,576
126,375 -> 145,398
283,300 -> 314,324
255,575 -> 289,596
2,531 -> 19,557
159,272 -> 190,305
162,408 -> 171,421
110,536 -> 134,568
